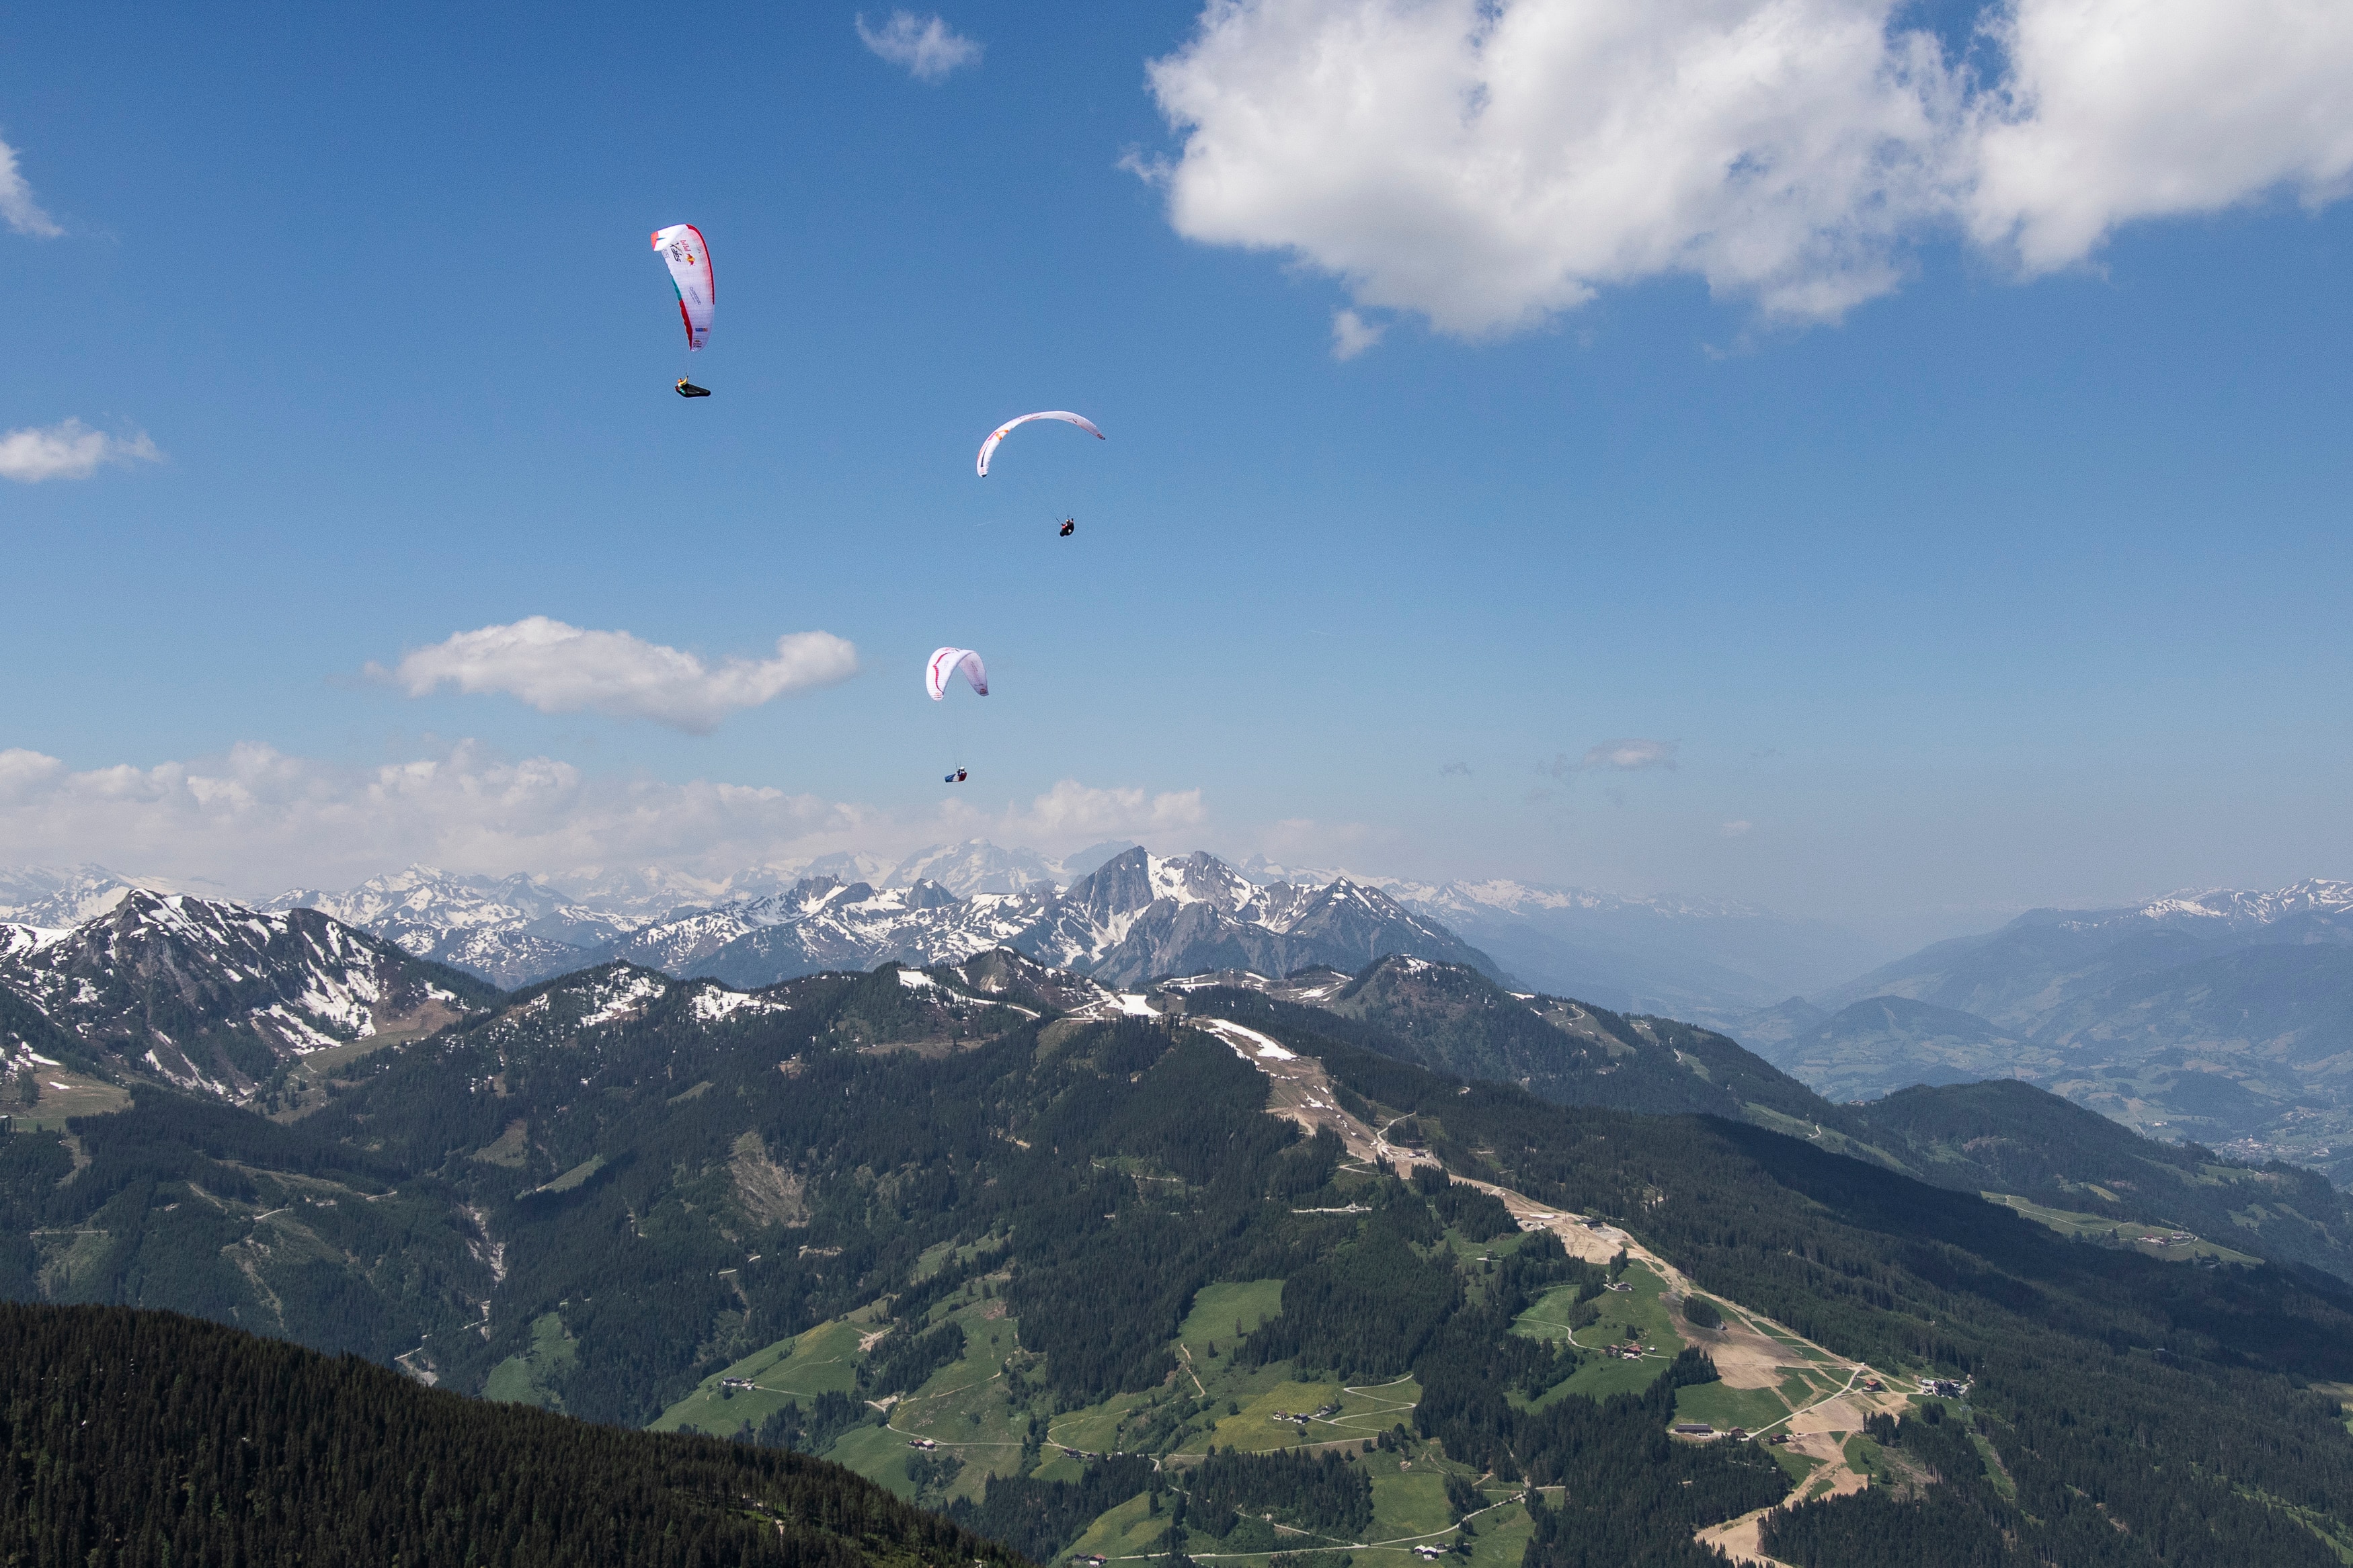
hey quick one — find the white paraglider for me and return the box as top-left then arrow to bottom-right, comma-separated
927,647 -> 988,784
975,411 -> 1103,478
926,647 -> 988,700
652,223 -> 714,396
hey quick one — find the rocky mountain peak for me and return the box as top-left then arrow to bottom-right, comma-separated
0,887 -> 497,1100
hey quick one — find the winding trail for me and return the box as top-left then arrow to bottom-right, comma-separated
1194,1011 -> 1908,1567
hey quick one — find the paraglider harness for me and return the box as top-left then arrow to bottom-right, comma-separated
943,768 -> 968,784
1058,518 -> 1076,537
675,379 -> 711,398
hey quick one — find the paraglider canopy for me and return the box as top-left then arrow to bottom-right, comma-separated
976,412 -> 1103,478
926,647 -> 988,701
652,224 -> 714,350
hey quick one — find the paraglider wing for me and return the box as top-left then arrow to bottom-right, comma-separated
651,224 -> 715,350
975,411 -> 1104,478
925,647 -> 989,700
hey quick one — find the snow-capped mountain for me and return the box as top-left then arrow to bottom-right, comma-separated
885,840 -> 1096,896
3,847 -> 1892,1014
1011,850 -> 1499,985
252,844 -> 1145,987
266,866 -> 653,989
586,846 -> 1505,991
0,889 -> 498,1099
2128,879 -> 2353,934
0,863 -> 239,929
598,875 -> 1043,987
239,843 -> 1492,991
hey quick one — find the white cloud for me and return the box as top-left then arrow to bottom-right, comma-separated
0,136 -> 61,238
1969,0 -> 2353,271
1146,0 -> 1962,332
1581,739 -> 1679,772
0,419 -> 161,483
1142,0 -> 2353,335
1330,308 -> 1386,359
1720,819 -> 1753,837
0,742 -> 1207,896
946,779 -> 1209,845
856,10 -> 984,82
377,617 -> 859,733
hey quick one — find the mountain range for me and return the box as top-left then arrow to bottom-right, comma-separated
17,857 -> 2353,1186
1732,879 -> 2353,1182
9,868 -> 2350,1286
5,922 -> 2352,1567
0,847 -> 1891,1016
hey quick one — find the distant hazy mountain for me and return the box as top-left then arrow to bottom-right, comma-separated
1810,880 -> 2353,1024
883,838 -> 1135,895
0,863 -> 242,929
1769,995 -> 2053,1104
266,866 -> 652,989
1237,868 -> 1888,1024
1755,879 -> 2353,1181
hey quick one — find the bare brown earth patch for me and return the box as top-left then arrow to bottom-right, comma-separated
730,1130 -> 810,1227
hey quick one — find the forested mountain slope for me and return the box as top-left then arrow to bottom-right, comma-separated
0,1301 -> 1019,1568
1201,999 -> 2353,1567
1174,956 -> 1843,1132
6,948 -> 2353,1563
1203,958 -> 2353,1286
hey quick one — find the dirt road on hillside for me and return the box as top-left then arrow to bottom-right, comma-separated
1192,1014 -> 1902,1563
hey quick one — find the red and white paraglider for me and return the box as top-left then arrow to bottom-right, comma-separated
927,647 -> 988,784
652,223 -> 715,397
975,412 -> 1103,477
978,412 -> 1104,537
926,647 -> 989,702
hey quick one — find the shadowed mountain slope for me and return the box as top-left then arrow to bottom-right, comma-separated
0,1301 -> 1022,1568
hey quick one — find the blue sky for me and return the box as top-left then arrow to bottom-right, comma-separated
3,0 -> 2349,942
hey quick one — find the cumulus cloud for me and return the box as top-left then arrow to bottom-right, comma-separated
0,741 -> 862,895
0,741 -> 1208,897
1969,0 -> 2353,271
0,419 -> 161,483
856,10 -> 984,81
949,779 -> 1209,845
0,136 -> 61,238
377,617 -> 858,733
1582,739 -> 1679,772
1330,308 -> 1386,359
1142,0 -> 2353,334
